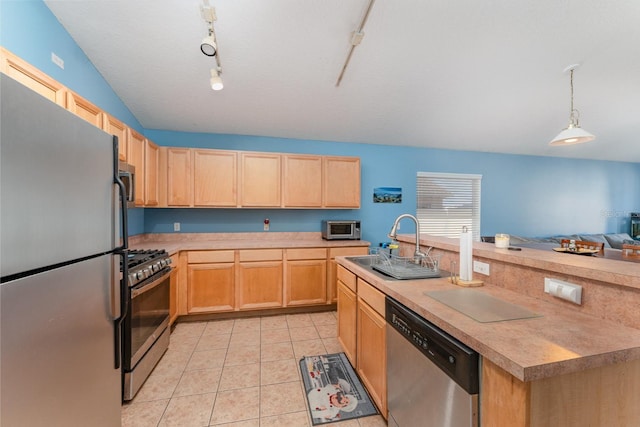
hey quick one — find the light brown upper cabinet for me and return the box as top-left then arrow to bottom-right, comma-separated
144,140 -> 160,206
166,148 -> 192,207
103,114 -> 128,162
1,47 -> 67,106
66,91 -> 104,128
239,152 -> 282,207
193,149 -> 237,207
323,156 -> 361,208
283,154 -> 323,208
127,129 -> 146,207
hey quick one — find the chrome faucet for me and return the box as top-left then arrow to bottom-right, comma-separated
388,214 -> 428,261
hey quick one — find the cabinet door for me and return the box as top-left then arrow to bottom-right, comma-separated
194,149 -> 237,206
66,91 -> 104,128
103,114 -> 128,162
337,279 -> 357,366
327,247 -> 369,303
1,47 -> 66,106
187,263 -> 235,313
144,140 -> 160,206
357,297 -> 387,417
323,156 -> 361,208
128,129 -> 146,206
285,259 -> 327,306
237,261 -> 283,310
283,154 -> 322,207
167,148 -> 192,207
239,152 -> 281,207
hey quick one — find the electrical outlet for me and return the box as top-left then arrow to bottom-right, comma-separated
263,218 -> 270,231
544,278 -> 582,305
51,52 -> 64,69
173,222 -> 180,232
473,260 -> 490,275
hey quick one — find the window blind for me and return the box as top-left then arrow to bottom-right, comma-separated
416,172 -> 482,241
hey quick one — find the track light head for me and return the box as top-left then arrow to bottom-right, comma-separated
210,68 -> 223,90
200,35 -> 217,56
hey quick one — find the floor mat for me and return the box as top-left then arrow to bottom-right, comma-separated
299,352 -> 379,425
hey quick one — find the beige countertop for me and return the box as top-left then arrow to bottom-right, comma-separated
128,232 -> 370,255
336,254 -> 640,383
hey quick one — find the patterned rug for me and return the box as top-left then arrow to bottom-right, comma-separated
299,352 -> 378,425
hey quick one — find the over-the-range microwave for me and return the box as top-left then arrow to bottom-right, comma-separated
118,161 -> 135,208
321,220 -> 361,240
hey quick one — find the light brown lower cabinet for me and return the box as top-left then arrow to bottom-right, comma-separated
336,266 -> 387,419
285,248 -> 327,306
237,250 -> 283,310
337,278 -> 357,366
185,250 -> 235,313
169,254 -> 179,325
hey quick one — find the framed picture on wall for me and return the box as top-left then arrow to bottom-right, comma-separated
373,187 -> 402,203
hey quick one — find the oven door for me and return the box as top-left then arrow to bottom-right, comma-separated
127,268 -> 170,368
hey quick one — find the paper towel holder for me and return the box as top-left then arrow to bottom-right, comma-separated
450,260 -> 484,287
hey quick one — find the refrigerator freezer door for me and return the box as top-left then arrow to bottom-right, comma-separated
1,76 -> 117,277
0,255 -> 121,427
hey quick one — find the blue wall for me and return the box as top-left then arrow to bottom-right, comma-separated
3,1 -> 639,245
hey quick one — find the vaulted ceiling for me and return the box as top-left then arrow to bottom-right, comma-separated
45,0 -> 640,162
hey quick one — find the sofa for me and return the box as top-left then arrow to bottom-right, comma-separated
504,233 -> 638,250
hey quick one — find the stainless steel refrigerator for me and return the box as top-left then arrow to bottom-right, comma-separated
1,76 -> 128,426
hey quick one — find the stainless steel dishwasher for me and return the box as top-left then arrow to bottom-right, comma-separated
386,297 -> 480,427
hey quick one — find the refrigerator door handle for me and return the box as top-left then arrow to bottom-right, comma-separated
113,135 -> 128,251
112,251 -> 129,370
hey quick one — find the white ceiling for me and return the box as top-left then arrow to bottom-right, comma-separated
44,0 -> 640,162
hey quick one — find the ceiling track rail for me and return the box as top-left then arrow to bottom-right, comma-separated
335,0 -> 376,87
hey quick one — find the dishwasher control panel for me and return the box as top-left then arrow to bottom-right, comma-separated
386,297 -> 479,395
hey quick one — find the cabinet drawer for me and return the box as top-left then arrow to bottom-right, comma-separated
170,254 -> 179,269
286,248 -> 327,260
187,250 -> 235,264
337,265 -> 357,292
239,249 -> 283,262
357,278 -> 385,317
329,246 -> 368,258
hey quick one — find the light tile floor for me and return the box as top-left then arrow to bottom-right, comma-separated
122,311 -> 387,427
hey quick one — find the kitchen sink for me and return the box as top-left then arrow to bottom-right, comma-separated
346,254 -> 443,280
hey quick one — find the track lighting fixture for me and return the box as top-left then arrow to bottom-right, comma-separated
210,68 -> 223,91
200,34 -> 217,57
549,64 -> 595,146
200,1 -> 224,90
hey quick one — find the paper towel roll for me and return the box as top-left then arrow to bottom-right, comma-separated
459,228 -> 473,281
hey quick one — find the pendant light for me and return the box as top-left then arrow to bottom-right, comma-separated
549,64 -> 595,146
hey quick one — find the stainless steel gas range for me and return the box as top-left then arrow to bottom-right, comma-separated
122,249 -> 172,401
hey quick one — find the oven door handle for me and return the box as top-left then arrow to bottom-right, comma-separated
130,268 -> 172,298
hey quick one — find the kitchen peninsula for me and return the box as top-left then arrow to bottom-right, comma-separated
335,234 -> 640,426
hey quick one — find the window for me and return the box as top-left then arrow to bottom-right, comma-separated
416,172 -> 482,241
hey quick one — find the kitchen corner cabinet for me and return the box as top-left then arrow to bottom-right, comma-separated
327,247 -> 369,303
144,140 -> 160,206
186,251 -> 235,313
103,114 -> 128,162
66,91 -> 104,128
167,148 -> 192,207
282,154 -> 323,207
239,152 -> 282,207
285,248 -> 327,306
128,129 -> 146,206
1,47 -> 67,107
237,249 -> 283,310
194,149 -> 237,207
337,266 -> 357,365
323,156 -> 361,208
